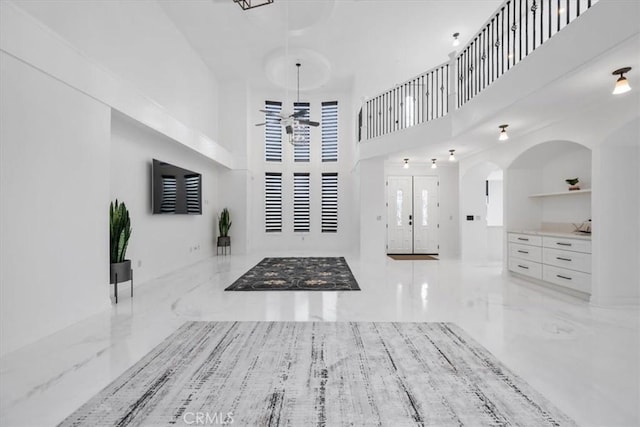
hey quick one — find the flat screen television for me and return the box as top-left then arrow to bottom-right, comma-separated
152,159 -> 202,215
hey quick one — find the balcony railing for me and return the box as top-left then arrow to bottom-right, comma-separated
364,63 -> 449,140
360,0 -> 598,141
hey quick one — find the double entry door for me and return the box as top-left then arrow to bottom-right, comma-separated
387,176 -> 439,254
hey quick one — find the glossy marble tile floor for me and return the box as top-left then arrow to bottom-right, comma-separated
1,253 -> 638,426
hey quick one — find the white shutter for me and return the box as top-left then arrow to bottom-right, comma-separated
321,101 -> 338,162
185,174 -> 201,214
293,102 -> 310,162
265,101 -> 282,162
321,173 -> 338,233
293,172 -> 310,232
265,172 -> 282,232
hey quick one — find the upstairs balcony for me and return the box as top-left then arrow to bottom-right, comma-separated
355,0 -> 633,159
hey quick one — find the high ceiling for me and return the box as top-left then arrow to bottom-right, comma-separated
159,0 -> 503,98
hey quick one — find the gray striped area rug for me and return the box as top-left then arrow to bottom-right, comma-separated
60,322 -> 575,426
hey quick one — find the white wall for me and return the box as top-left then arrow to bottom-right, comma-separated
591,118 -> 640,306
0,52 -> 111,356
460,162 -> 501,262
13,0 -> 221,143
384,162 -> 460,258
247,90 -> 358,255
110,113 -> 221,286
359,158 -> 387,261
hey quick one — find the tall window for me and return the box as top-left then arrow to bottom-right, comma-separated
321,173 -> 338,233
293,173 -> 310,232
293,102 -> 310,162
321,101 -> 338,162
265,101 -> 282,162
265,173 -> 282,232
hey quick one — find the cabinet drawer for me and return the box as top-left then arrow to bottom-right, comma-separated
543,248 -> 591,273
508,233 -> 542,246
543,265 -> 591,293
509,258 -> 542,280
509,243 -> 542,262
542,236 -> 591,254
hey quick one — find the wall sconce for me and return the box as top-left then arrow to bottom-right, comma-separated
498,124 -> 509,141
612,67 -> 632,95
448,150 -> 456,162
403,158 -> 410,169
431,159 -> 437,169
452,32 -> 460,47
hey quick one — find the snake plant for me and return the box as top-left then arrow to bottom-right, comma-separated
218,208 -> 232,237
110,200 -> 132,263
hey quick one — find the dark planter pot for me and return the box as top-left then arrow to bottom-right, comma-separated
110,260 -> 132,284
217,236 -> 231,247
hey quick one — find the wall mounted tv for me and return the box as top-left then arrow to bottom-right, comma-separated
152,159 -> 202,215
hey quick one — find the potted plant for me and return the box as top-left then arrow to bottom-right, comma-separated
110,200 -> 132,296
217,208 -> 232,248
565,177 -> 580,191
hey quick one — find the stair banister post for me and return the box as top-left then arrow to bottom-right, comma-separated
361,96 -> 369,141
448,51 -> 458,113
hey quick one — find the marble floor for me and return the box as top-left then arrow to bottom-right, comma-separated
1,253 -> 638,426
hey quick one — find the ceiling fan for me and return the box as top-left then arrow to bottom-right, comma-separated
255,63 -> 320,139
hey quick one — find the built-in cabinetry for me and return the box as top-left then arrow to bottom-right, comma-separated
508,231 -> 592,295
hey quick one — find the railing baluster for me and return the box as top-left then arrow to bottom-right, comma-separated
566,0 -> 570,25
532,1 -> 536,51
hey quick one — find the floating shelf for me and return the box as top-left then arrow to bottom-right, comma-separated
529,189 -> 592,198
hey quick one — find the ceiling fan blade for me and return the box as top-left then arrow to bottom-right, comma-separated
255,122 -> 266,126
298,120 -> 320,127
291,110 -> 308,118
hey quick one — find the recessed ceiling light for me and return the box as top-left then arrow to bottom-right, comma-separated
499,124 -> 509,141
612,67 -> 632,95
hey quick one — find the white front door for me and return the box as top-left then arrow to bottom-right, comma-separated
387,175 -> 439,254
413,176 -> 439,253
387,176 -> 413,253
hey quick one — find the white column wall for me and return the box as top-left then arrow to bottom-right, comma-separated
0,52 -> 111,356
591,118 -> 640,306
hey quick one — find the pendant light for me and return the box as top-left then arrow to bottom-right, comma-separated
498,124 -> 509,141
403,158 -> 410,169
448,150 -> 456,162
612,67 -> 632,95
431,159 -> 437,169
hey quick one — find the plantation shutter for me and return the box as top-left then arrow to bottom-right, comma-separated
293,102 -> 310,162
160,176 -> 177,213
293,172 -> 310,232
321,101 -> 338,162
321,173 -> 338,233
265,172 -> 282,232
265,101 -> 282,162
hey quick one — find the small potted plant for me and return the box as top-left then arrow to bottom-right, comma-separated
110,200 -> 132,300
565,177 -> 580,191
217,208 -> 232,249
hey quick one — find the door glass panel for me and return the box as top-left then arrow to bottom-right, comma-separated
421,190 -> 428,226
396,189 -> 403,226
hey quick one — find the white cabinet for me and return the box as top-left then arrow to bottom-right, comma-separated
508,232 -> 592,295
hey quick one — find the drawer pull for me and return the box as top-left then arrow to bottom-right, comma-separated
517,250 -> 529,254
517,237 -> 529,241
556,257 -> 572,261
556,242 -> 572,247
556,274 -> 572,280
517,265 -> 529,270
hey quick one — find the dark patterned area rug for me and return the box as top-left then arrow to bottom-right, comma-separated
60,322 -> 575,427
224,257 -> 360,291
